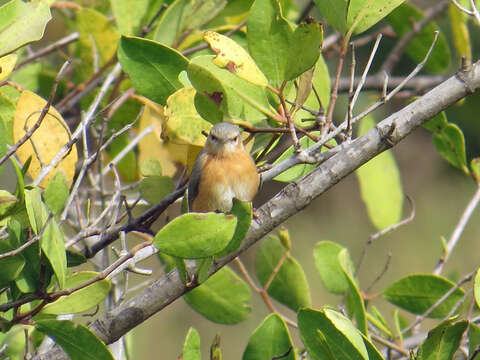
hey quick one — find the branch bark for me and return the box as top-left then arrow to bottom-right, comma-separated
33,61 -> 480,360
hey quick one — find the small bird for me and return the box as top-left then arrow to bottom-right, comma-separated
188,122 -> 259,213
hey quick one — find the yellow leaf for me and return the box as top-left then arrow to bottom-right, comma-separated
0,54 -> 17,82
163,87 -> 212,146
137,99 -> 188,178
13,91 -> 78,187
203,31 -> 268,87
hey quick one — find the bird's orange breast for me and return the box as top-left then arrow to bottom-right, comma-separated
192,150 -> 259,213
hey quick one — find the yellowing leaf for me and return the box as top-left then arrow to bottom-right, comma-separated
0,54 -> 17,82
163,87 -> 213,146
204,31 -> 268,87
13,91 -> 78,187
137,97 -> 188,177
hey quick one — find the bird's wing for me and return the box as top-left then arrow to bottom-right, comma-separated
187,151 -> 206,211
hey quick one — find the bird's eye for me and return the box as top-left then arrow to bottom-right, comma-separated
233,136 -> 239,142
210,134 -> 218,142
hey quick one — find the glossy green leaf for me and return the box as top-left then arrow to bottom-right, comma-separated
0,0 -> 51,57
118,35 -> 189,105
0,234 -> 25,287
298,308 -> 369,360
416,318 -> 468,360
340,249 -> 367,336
24,188 -> 66,288
242,314 -> 295,360
154,212 -> 237,258
140,158 -> 163,177
469,322 -> 480,356
274,133 -> 336,182
361,333 -> 385,360
433,123 -> 469,174
44,171 -> 70,215
356,116 -> 403,230
36,320 -> 114,360
182,0 -> 228,32
257,235 -> 311,311
183,327 -> 201,360
313,0 -> 348,34
139,176 -> 175,204
347,0 -> 404,35
183,266 -> 251,324
39,271 -> 111,315
194,92 -> 223,124
284,21 -> 322,81
449,3 -> 471,61
474,268 -> 480,309
313,241 -> 351,294
217,199 -> 252,256
188,55 -> 275,125
247,0 -> 293,87
423,111 -> 447,133
110,0 -> 150,35
163,86 -> 213,146
387,3 -> 450,73
66,250 -> 87,268
383,274 -> 465,318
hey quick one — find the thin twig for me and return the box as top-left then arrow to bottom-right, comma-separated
434,185 -> 480,275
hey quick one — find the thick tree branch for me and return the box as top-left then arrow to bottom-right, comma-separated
33,61 -> 480,360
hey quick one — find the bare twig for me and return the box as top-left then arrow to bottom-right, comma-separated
433,185 -> 480,275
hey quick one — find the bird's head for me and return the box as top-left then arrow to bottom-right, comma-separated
204,122 -> 244,156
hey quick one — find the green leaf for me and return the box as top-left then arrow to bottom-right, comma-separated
247,0 -> 293,87
361,333 -> 385,360
183,266 -> 251,324
340,249 -> 367,336
433,123 -> 469,174
383,274 -> 465,318
0,233 -> 25,287
106,134 -> 138,182
36,320 -> 114,360
242,314 -> 295,360
469,322 -> 480,356
183,327 -> 201,360
356,115 -> 403,230
449,3 -> 471,61
284,21 -> 323,81
162,86 -> 213,146
0,190 -> 18,217
387,3 -> 450,73
140,158 -> 163,177
154,212 -> 237,258
474,268 -> 480,309
139,176 -> 175,204
416,318 -> 468,360
118,35 -> 189,105
471,158 -> 480,183
25,188 -> 66,288
110,0 -> 150,35
313,0 -> 348,34
313,241 -> 351,294
274,133 -> 336,182
152,0 -> 189,47
347,0 -> 404,35
66,250 -> 87,268
188,55 -> 275,125
367,306 -> 393,338
423,111 -> 447,133
256,235 -> 311,311
0,0 -> 51,57
298,308 -> 369,360
39,271 -> 111,315
44,171 -> 70,215
217,199 -> 252,256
